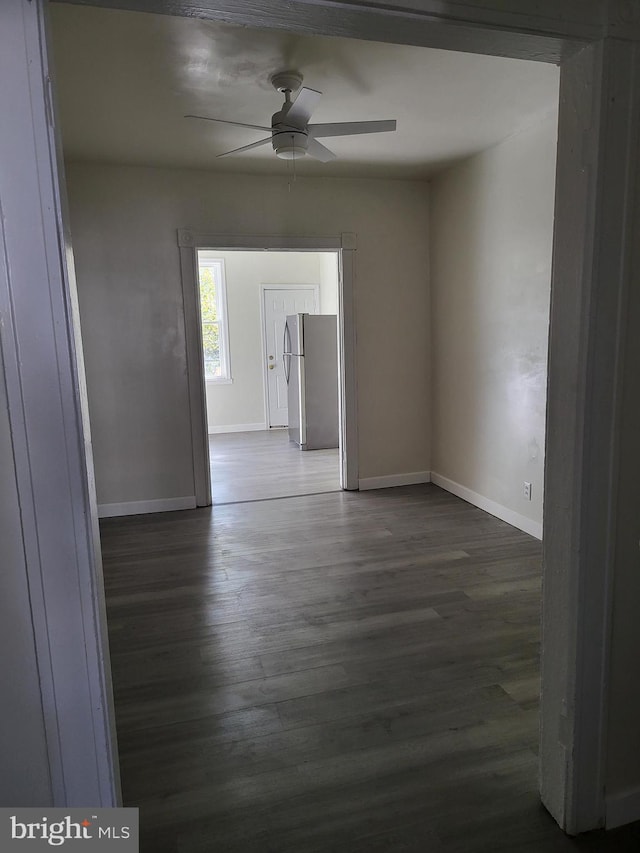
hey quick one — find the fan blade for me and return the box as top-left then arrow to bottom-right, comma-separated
309,119 -> 396,138
185,115 -> 272,132
285,87 -> 322,127
306,138 -> 337,163
216,138 -> 272,158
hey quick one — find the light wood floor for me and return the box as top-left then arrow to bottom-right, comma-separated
209,429 -> 340,504
100,486 -> 640,852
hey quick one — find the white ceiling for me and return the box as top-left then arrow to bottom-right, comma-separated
50,4 -> 560,180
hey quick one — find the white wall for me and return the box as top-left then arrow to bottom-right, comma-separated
66,164 -> 430,506
429,110 -> 558,537
319,251 -> 339,315
202,250 -> 335,431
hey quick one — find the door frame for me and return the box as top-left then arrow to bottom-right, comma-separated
259,282 -> 321,429
178,230 -> 358,501
6,0 -> 639,828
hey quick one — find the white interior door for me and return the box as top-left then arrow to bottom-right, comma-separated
262,286 -> 319,427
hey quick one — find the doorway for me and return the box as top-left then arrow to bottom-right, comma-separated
6,0 -> 636,834
184,242 -> 354,505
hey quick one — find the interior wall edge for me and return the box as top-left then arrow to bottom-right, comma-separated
97,496 -> 196,518
431,472 -> 543,540
358,471 -> 431,491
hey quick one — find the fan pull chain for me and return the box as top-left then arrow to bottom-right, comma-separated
286,133 -> 298,193
292,136 -> 297,184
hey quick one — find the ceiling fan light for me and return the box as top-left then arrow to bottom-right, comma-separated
272,129 -> 308,160
276,146 -> 307,160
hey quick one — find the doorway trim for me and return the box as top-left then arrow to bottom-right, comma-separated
6,0 -> 638,827
259,282 -> 321,429
178,230 -> 358,502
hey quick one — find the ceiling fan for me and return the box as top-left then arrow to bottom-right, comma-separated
185,71 -> 397,162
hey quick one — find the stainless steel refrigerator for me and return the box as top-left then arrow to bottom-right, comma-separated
283,313 -> 339,450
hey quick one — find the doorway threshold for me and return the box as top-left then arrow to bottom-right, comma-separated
213,488 -> 342,507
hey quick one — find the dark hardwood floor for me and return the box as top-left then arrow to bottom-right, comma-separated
209,429 -> 340,505
100,485 -> 640,852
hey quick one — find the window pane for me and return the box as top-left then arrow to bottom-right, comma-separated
202,322 -> 221,378
199,266 -> 218,322
204,360 -> 221,380
198,258 -> 229,381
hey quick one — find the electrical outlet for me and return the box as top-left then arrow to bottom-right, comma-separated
523,481 -> 532,501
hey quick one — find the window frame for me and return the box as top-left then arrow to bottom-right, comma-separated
197,255 -> 232,384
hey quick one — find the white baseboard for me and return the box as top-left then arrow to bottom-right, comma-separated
430,472 -> 543,540
606,786 -> 640,829
208,422 -> 267,435
98,496 -> 196,519
358,471 -> 431,491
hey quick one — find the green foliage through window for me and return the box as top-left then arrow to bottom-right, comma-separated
198,261 -> 228,380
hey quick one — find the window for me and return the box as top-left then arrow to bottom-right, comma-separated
197,255 -> 231,382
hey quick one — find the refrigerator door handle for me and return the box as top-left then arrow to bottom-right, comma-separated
283,321 -> 291,384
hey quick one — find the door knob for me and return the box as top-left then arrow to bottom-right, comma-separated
268,364 -> 275,370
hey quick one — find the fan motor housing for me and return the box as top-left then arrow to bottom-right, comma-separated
271,110 -> 309,159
